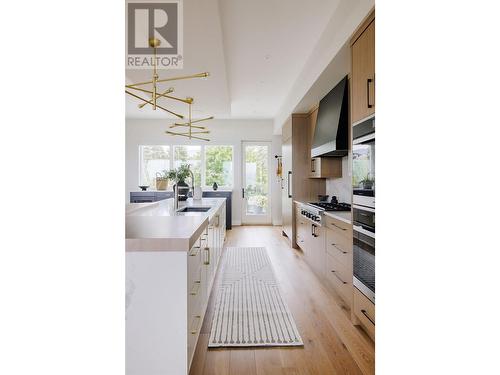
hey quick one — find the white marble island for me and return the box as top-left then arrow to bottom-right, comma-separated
126,198 -> 227,375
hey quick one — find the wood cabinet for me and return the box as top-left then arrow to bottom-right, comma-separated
295,207 -> 353,309
324,214 -> 353,307
309,157 -> 342,178
281,115 -> 325,247
351,11 -> 375,124
353,287 -> 375,341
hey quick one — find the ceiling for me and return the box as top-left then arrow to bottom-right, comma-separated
126,0 -> 374,132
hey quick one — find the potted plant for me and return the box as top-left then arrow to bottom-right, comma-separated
360,174 -> 374,190
168,164 -> 192,201
255,195 -> 267,214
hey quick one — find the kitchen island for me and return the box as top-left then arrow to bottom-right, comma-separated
126,198 -> 226,375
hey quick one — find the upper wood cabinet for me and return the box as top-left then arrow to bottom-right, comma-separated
309,157 -> 342,178
351,12 -> 375,124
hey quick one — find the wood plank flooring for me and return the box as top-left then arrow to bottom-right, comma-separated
190,226 -> 375,375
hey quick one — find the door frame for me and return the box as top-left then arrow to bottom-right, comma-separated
241,141 -> 272,225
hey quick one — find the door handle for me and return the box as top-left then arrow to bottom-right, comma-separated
287,171 -> 292,198
242,188 -> 245,198
367,78 -> 374,108
311,159 -> 316,173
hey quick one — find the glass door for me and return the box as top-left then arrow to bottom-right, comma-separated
241,141 -> 272,225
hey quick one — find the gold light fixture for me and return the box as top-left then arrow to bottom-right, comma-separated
125,37 -> 214,140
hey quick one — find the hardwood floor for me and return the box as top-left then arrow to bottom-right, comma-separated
190,226 -> 375,375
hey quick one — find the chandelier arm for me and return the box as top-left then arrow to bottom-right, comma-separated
125,90 -> 184,118
156,72 -> 209,84
170,124 -> 206,129
136,87 -> 175,108
174,116 -> 214,126
165,131 -> 210,142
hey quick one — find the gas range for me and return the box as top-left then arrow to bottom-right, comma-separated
299,202 -> 351,226
308,202 -> 352,212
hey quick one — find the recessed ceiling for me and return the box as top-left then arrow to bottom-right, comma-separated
125,0 -> 374,127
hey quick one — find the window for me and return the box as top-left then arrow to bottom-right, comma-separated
139,145 -> 171,188
204,145 -> 233,188
173,145 -> 202,186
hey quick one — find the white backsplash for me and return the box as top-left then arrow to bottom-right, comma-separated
325,153 -> 352,204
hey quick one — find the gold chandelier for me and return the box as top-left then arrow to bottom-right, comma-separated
125,37 -> 214,141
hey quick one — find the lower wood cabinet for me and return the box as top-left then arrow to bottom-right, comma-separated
295,207 -> 353,309
353,286 -> 375,341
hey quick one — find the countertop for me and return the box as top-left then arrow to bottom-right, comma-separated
323,211 -> 352,225
294,200 -> 352,225
126,197 -> 226,252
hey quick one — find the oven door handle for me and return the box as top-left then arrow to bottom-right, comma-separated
353,225 -> 375,239
353,132 -> 375,145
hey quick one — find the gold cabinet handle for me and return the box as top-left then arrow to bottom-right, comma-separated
204,247 -> 210,265
189,246 -> 200,256
190,315 -> 202,334
190,280 -> 201,295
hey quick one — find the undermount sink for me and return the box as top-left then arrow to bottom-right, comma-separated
176,206 -> 211,213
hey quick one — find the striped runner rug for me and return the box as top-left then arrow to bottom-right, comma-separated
208,247 -> 303,347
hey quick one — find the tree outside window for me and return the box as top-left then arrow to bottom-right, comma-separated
205,146 -> 233,188
173,145 -> 202,186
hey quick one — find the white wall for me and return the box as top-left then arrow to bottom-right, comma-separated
126,118 -> 282,226
325,153 -> 352,204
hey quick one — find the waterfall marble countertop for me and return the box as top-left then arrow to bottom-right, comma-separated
126,197 -> 226,252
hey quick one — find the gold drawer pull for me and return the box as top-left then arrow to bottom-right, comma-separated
190,280 -> 201,295
361,309 -> 375,325
189,247 -> 200,256
330,270 -> 347,284
329,222 -> 347,231
204,247 -> 210,265
331,243 -> 348,254
190,315 -> 202,334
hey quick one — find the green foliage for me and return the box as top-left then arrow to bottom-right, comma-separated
174,146 -> 201,186
167,164 -> 191,183
205,146 -> 233,186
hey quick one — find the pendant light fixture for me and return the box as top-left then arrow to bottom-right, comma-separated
125,37 -> 214,141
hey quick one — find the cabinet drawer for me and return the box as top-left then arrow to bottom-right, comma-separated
187,313 -> 202,364
188,243 -> 202,281
326,228 -> 352,265
325,253 -> 352,305
324,215 -> 352,233
353,287 -> 375,340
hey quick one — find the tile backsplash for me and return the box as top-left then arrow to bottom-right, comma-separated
325,153 -> 352,204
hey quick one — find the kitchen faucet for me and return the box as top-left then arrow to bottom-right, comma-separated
187,164 -> 195,198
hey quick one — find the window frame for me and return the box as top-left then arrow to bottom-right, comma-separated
138,145 -> 172,188
203,144 -> 234,189
139,144 -> 235,191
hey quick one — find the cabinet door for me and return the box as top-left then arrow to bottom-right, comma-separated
282,137 -> 293,239
351,19 -> 375,123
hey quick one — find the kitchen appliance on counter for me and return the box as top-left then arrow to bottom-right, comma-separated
352,115 -> 375,208
298,201 -> 351,226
